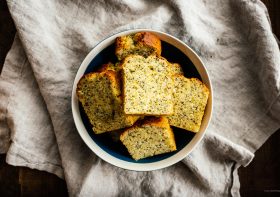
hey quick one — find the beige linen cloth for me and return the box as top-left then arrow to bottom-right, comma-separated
0,0 -> 280,196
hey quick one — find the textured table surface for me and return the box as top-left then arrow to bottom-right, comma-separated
0,0 -> 279,196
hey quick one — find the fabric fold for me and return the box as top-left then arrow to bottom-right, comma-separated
0,35 -> 63,178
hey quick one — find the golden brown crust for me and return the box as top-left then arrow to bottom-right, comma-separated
133,32 -> 161,55
140,117 -> 167,127
120,117 -> 169,138
103,70 -> 119,84
120,116 -> 176,160
115,32 -> 162,60
96,62 -> 114,72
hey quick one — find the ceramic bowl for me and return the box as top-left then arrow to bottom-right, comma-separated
72,29 -> 213,171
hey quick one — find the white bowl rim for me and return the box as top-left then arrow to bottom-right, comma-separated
71,28 -> 213,171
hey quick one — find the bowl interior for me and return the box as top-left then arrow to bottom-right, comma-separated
72,29 -> 212,171
80,41 -> 201,163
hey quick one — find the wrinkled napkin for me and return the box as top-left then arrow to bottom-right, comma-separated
1,0 -> 280,196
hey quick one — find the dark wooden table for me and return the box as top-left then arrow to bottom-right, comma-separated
0,1 -> 279,196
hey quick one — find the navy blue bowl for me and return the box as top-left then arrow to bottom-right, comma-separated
79,41 -> 201,163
